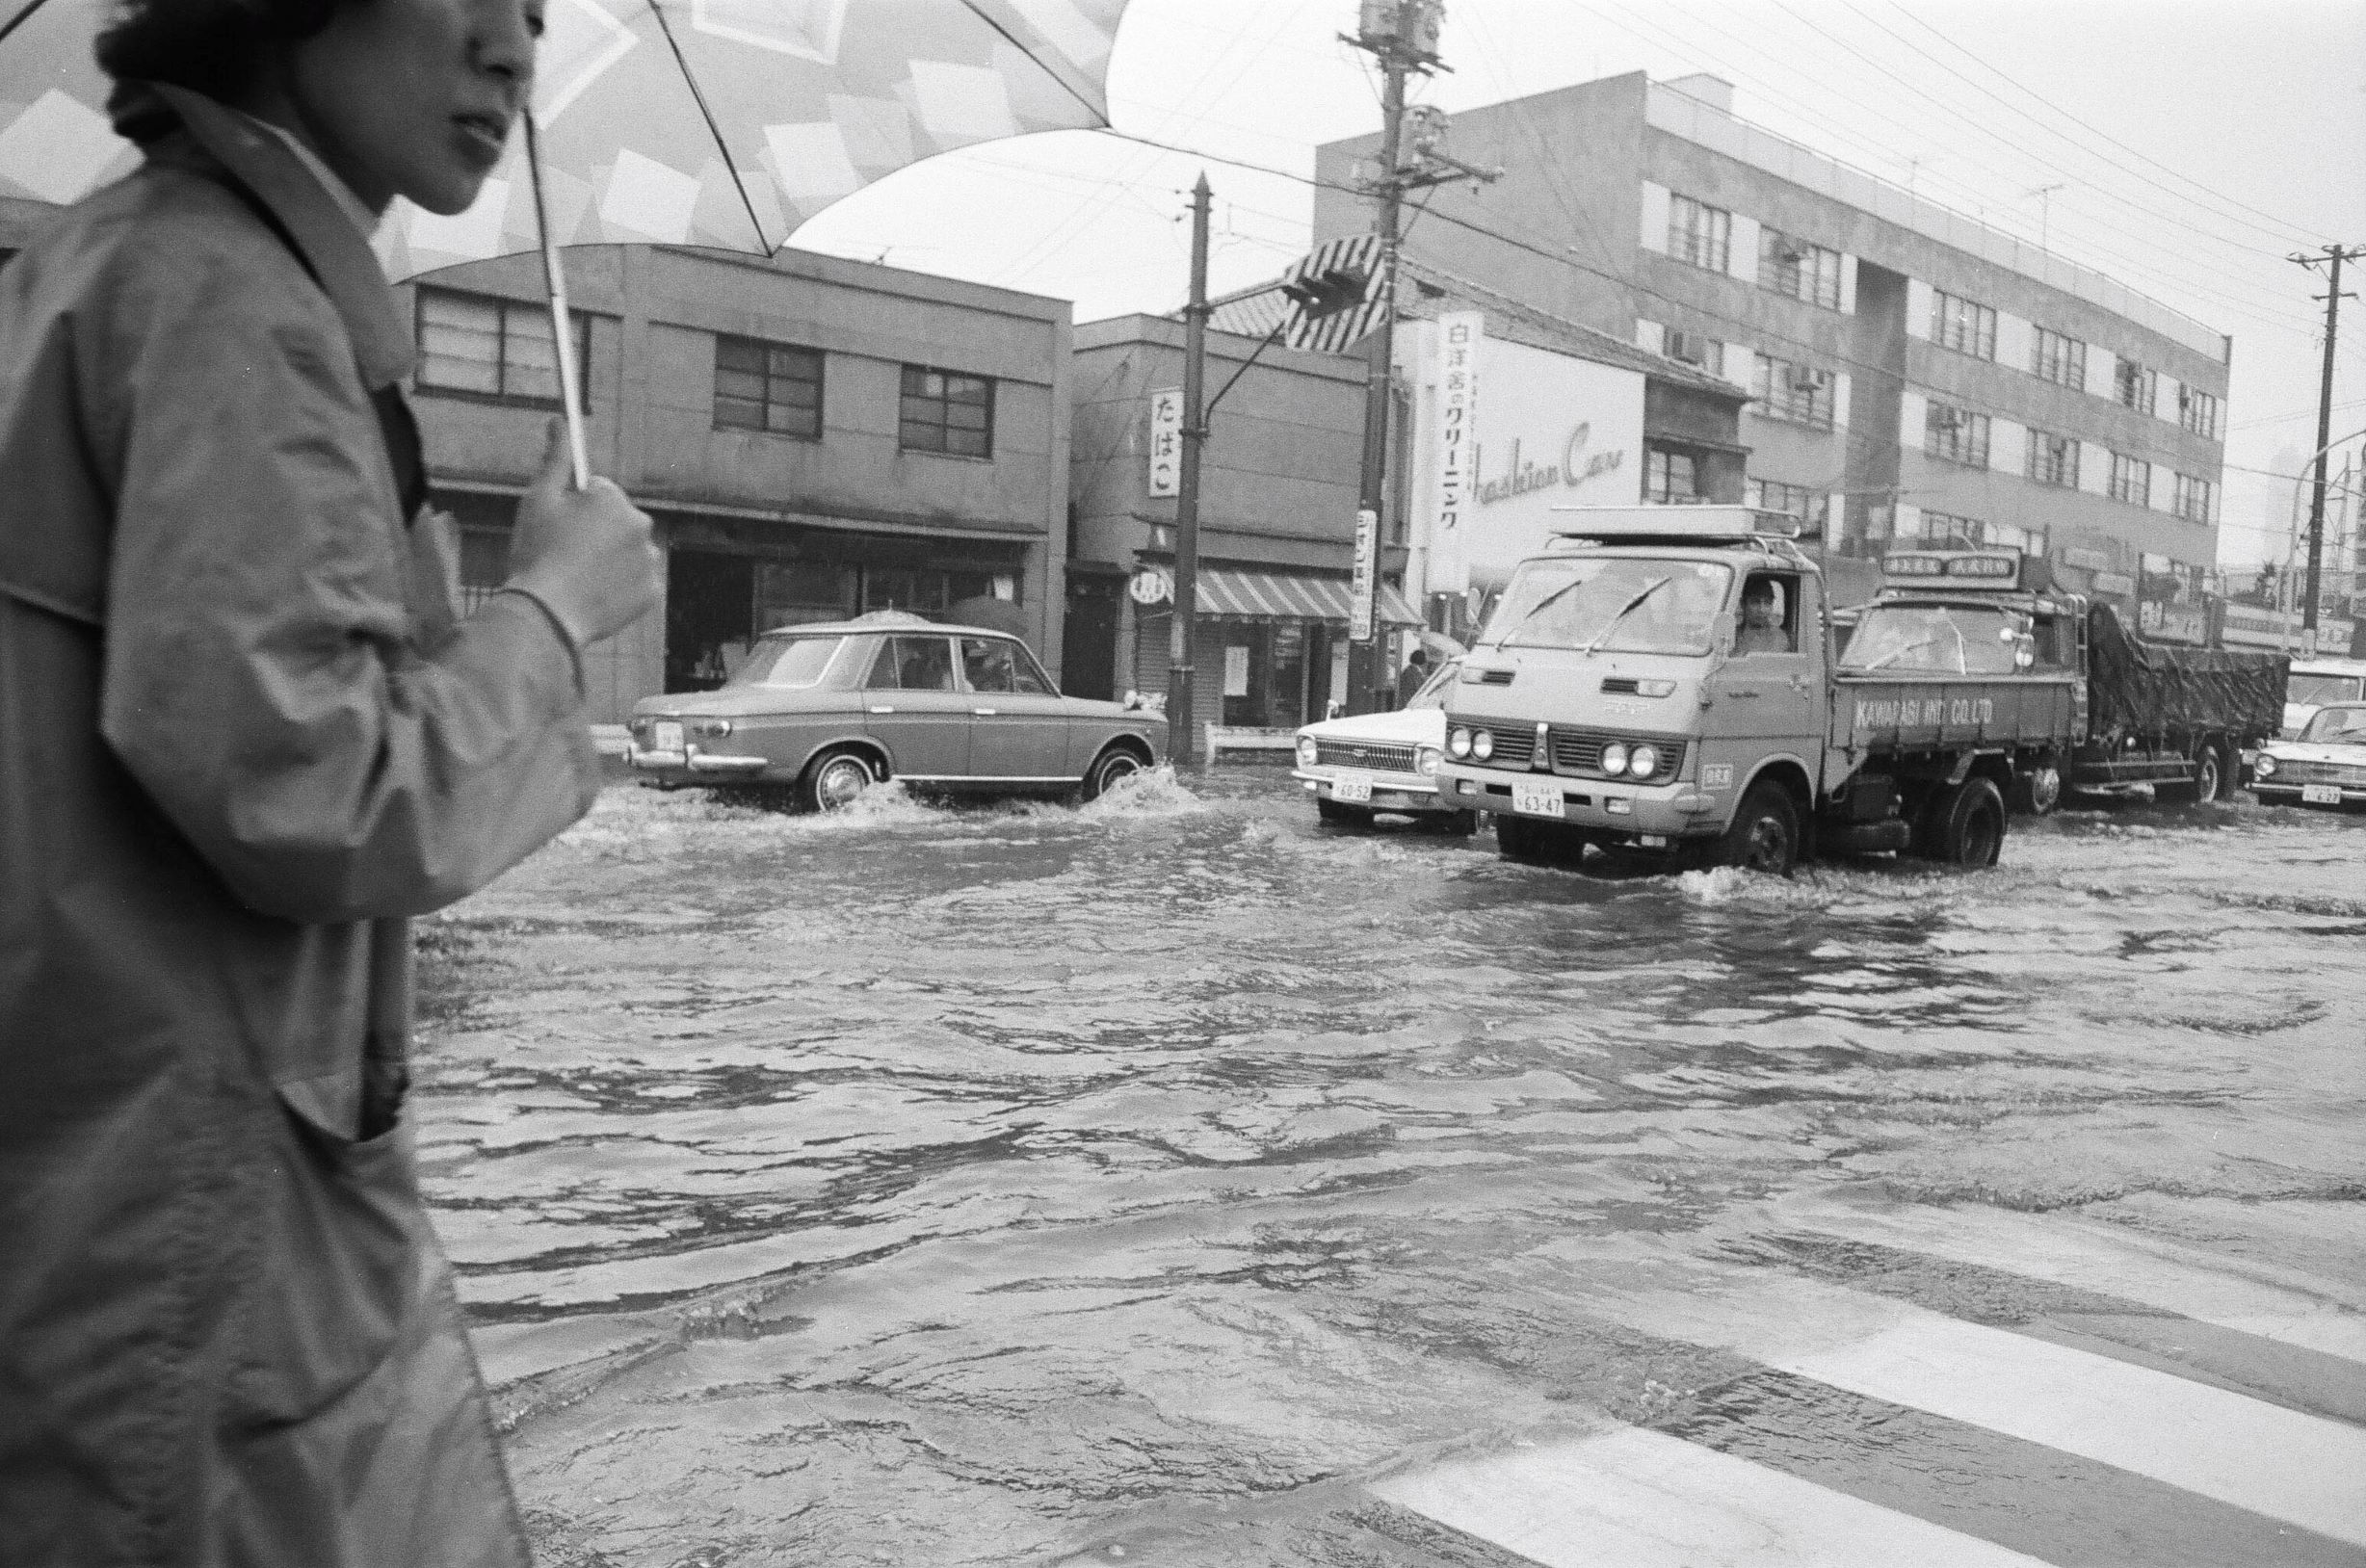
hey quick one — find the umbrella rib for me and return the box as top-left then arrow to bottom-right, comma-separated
0,0 -> 56,49
643,0 -> 769,251
953,0 -> 1109,126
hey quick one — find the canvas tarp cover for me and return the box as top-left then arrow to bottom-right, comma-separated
2087,604 -> 2287,740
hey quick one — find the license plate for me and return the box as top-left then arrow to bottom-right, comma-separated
1512,778 -> 1564,817
1331,773 -> 1374,803
652,721 -> 684,751
2302,783 -> 2343,805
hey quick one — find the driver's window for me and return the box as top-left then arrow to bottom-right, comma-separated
1735,574 -> 1799,655
870,637 -> 956,691
960,638 -> 1019,693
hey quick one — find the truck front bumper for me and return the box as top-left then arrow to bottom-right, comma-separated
1435,762 -> 1720,839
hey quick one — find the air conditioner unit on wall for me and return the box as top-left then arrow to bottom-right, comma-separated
1665,331 -> 1705,366
1784,365 -> 1826,392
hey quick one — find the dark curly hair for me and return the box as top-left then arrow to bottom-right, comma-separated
94,0 -> 354,129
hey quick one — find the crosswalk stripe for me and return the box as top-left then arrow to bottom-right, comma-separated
1777,1200 -> 2366,1363
1775,1313 -> 2366,1549
1368,1426 -> 2054,1568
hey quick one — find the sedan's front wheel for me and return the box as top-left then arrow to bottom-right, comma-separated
801,746 -> 879,813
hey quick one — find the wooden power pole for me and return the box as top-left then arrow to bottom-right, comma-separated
1168,173 -> 1212,765
2292,243 -> 2363,636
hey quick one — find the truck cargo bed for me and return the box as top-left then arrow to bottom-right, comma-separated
1833,673 -> 2079,755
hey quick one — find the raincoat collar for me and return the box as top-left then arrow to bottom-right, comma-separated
138,83 -> 416,389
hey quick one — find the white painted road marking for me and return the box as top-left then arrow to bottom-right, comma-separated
1370,1426 -> 2054,1568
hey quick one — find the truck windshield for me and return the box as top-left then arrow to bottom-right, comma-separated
1842,605 -> 2019,675
727,635 -> 846,690
2289,673 -> 2366,707
1485,559 -> 1732,655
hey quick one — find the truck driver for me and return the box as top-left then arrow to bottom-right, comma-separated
1734,575 -> 1794,656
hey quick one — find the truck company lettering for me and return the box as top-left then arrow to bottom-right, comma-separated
1474,424 -> 1626,506
1854,696 -> 1996,730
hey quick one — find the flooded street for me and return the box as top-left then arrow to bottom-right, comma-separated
414,771 -> 2366,1567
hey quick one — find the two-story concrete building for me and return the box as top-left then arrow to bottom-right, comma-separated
1315,70 -> 2232,641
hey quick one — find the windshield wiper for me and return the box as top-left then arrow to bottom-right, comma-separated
1496,577 -> 1590,650
1582,576 -> 1673,656
1855,636 -> 1936,672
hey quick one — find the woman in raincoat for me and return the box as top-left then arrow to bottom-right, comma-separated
0,0 -> 661,1558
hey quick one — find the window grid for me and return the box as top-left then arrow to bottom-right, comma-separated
1668,194 -> 1730,273
2026,428 -> 2079,488
1924,401 -> 1991,466
2171,472 -> 2215,523
1931,290 -> 1997,359
415,287 -> 591,411
1663,329 -> 1723,377
2115,359 -> 2157,416
2110,452 -> 2152,507
898,366 -> 994,457
1757,228 -> 1842,309
1644,447 -> 1700,504
1750,353 -> 1834,430
2031,327 -> 2087,388
714,335 -> 824,438
2179,387 -> 2221,440
1748,479 -> 1828,530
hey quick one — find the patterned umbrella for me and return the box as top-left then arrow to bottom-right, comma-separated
0,0 -> 1131,473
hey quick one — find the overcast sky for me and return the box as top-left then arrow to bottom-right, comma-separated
788,0 -> 2366,568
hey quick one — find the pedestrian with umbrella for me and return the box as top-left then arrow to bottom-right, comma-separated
0,0 -> 661,1559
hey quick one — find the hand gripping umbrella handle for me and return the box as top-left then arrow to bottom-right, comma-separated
523,112 -> 590,490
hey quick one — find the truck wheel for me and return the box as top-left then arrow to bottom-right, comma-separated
1316,798 -> 1375,826
2008,761 -> 2063,817
2194,741 -> 2229,803
1496,814 -> 1587,866
1718,781 -> 1800,875
1929,778 -> 2006,868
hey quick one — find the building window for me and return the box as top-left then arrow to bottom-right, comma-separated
1924,400 -> 1990,466
1750,353 -> 1834,429
1644,446 -> 1701,504
1748,479 -> 1827,531
1757,228 -> 1842,309
714,335 -> 823,438
2026,427 -> 2079,488
2171,471 -> 2215,523
2110,452 -> 2152,507
2114,358 -> 2156,416
0,248 -> 15,270
861,563 -> 1016,614
2031,327 -> 2086,388
415,287 -> 591,410
2179,386 -> 2221,440
1663,329 -> 1722,377
1668,194 -> 1730,273
1931,289 -> 1996,359
899,366 -> 994,457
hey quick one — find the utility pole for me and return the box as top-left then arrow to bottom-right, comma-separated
2291,243 -> 2363,636
1168,173 -> 1212,766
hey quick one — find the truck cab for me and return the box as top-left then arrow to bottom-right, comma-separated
1435,507 -> 1841,871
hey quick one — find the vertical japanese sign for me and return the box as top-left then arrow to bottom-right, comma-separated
1428,311 -> 1484,595
1350,508 -> 1379,642
1146,388 -> 1184,499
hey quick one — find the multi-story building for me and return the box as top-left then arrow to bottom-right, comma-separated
1315,71 -> 2231,635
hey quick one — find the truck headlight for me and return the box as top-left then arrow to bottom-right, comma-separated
2254,754 -> 2276,777
1449,727 -> 1471,758
1628,743 -> 1659,777
1600,741 -> 1629,776
1296,735 -> 1319,767
1416,745 -> 1443,776
1472,730 -> 1495,760
1636,679 -> 1676,697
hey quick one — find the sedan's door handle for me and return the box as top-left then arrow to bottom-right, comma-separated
1726,689 -> 1762,699
972,707 -> 998,717
867,705 -> 897,714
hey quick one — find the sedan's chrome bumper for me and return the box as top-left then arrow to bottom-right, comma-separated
628,746 -> 770,774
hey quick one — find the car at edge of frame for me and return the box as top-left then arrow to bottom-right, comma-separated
2248,700 -> 2366,812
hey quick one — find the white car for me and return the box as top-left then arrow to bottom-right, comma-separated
1291,660 -> 1475,832
2283,657 -> 2366,737
2249,702 -> 2366,811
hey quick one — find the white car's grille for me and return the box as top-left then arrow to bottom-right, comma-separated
1315,740 -> 1419,772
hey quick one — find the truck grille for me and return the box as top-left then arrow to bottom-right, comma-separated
2277,759 -> 2366,785
1548,729 -> 1687,783
1315,740 -> 1419,772
1482,727 -> 1538,768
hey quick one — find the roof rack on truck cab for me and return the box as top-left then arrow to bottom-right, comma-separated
1545,505 -> 1807,555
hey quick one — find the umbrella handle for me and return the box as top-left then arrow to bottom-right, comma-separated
523,113 -> 590,490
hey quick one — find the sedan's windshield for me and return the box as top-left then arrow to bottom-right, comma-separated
2300,706 -> 2366,744
1840,605 -> 2019,675
1484,559 -> 1732,655
727,635 -> 846,690
1406,660 -> 1459,710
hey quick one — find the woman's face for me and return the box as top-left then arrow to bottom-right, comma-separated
285,0 -> 543,215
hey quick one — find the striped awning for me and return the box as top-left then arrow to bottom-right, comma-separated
1193,566 -> 1421,626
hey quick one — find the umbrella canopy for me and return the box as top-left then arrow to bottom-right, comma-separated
0,0 -> 1131,277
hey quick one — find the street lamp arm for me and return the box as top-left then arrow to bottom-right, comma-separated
1202,318 -> 1290,425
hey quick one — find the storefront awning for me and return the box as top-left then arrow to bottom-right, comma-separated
1195,566 -> 1422,626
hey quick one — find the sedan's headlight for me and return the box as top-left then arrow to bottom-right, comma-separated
1600,741 -> 1629,776
1628,743 -> 1659,777
1472,730 -> 1495,761
2254,753 -> 2277,777
1636,679 -> 1676,698
1416,745 -> 1443,776
1449,727 -> 1472,758
1296,735 -> 1319,767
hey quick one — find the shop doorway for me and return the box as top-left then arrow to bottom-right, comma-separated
666,550 -> 753,692
1064,580 -> 1120,700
